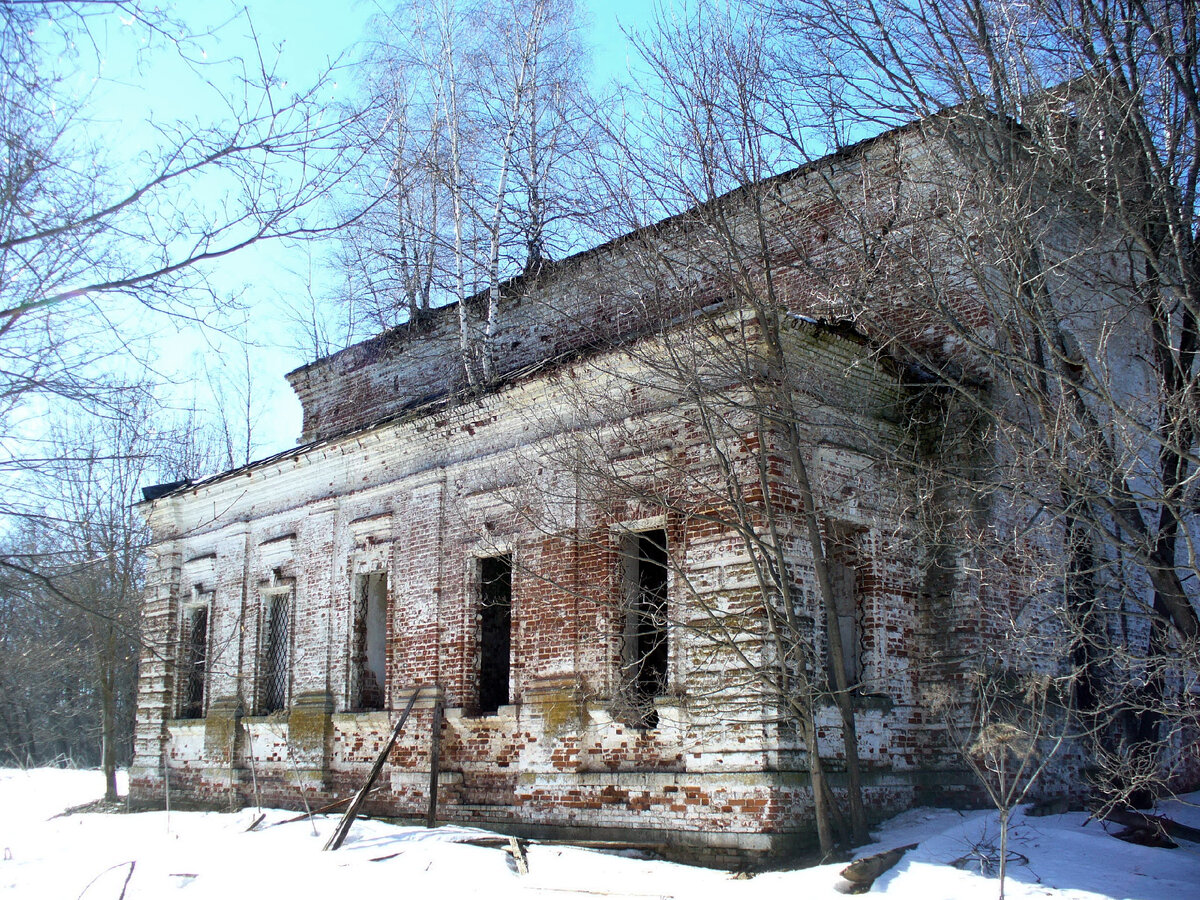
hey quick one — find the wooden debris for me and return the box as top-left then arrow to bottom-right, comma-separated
950,849 -> 1028,873
323,687 -> 422,851
1112,825 -> 1177,848
508,836 -> 529,875
77,860 -> 137,900
53,798 -> 126,818
454,835 -> 666,855
454,835 -> 513,847
1100,807 -> 1200,846
116,860 -> 136,900
834,843 -> 918,895
264,795 -> 353,829
243,813 -> 266,832
427,699 -> 443,828
1025,797 -> 1073,817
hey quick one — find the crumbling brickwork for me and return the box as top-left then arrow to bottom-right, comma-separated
131,307 -> 982,859
132,119 -> 1145,860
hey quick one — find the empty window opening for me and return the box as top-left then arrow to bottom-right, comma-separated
259,592 -> 291,714
352,572 -> 388,711
478,554 -> 512,715
179,600 -> 209,718
622,528 -> 669,727
826,538 -> 863,691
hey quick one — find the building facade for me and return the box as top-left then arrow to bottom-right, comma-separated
131,118 -> 1193,859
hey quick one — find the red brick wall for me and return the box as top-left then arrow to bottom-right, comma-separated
132,316 -> 1005,857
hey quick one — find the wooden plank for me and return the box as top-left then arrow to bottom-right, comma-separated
509,836 -> 529,875
426,698 -> 444,828
323,686 -> 422,851
263,795 -> 352,829
455,835 -> 667,854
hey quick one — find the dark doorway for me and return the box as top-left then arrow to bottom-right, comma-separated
622,528 -> 668,727
180,604 -> 208,718
478,554 -> 512,715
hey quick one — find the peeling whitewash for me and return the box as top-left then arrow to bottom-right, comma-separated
130,121 -> 1187,861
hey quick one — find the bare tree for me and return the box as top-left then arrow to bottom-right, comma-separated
324,0 -> 601,382
0,375 -> 248,794
477,3 -> 886,854
0,2 -> 369,530
927,662 -> 1072,900
0,4 -> 326,780
0,394 -> 158,796
496,0 -> 1200,855
0,530 -> 105,769
753,0 -> 1200,811
197,329 -> 269,472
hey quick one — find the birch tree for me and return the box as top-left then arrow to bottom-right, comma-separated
513,2 -> 878,853
330,0 -> 599,385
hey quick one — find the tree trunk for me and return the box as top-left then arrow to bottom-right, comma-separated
98,624 -> 118,802
798,700 -> 836,856
998,806 -> 1009,900
783,418 -> 870,845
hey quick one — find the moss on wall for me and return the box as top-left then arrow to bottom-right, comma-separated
203,696 -> 244,763
288,691 -> 334,764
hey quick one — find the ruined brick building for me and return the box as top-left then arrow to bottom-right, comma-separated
130,116 -> 1196,858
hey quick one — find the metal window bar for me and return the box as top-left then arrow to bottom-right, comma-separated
180,605 -> 208,718
260,594 -> 290,714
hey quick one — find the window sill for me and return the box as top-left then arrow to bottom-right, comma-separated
819,692 -> 894,713
456,703 -> 520,721
333,709 -> 392,727
582,695 -> 688,732
241,712 -> 289,724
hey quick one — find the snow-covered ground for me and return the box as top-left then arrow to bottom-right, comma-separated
2,768 -> 1198,899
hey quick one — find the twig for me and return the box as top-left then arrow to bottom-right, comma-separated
283,738 -> 317,836
75,860 -> 135,899
116,860 -> 136,900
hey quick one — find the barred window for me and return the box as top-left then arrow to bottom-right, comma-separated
259,591 -> 291,715
178,592 -> 211,718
